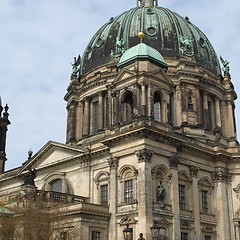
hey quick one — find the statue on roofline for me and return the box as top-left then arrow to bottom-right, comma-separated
220,56 -> 230,77
71,55 -> 81,76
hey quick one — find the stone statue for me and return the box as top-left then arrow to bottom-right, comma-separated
220,56 -> 230,76
180,36 -> 193,56
24,168 -> 36,186
71,55 -> 81,76
138,233 -> 146,240
157,180 -> 165,202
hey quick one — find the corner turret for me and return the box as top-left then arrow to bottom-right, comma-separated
0,97 -> 11,173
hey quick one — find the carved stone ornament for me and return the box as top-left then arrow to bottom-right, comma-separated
135,148 -> 153,163
189,165 -> 199,177
169,154 -> 179,169
212,169 -> 232,183
107,157 -> 119,169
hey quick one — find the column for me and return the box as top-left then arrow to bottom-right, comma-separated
83,98 -> 90,135
115,91 -> 120,125
108,157 -> 119,240
169,155 -> 181,240
190,166 -> 200,240
107,88 -> 112,127
215,97 -> 221,127
175,85 -> 181,126
203,92 -> 208,129
76,101 -> 83,141
98,91 -> 103,130
195,87 -> 201,126
226,100 -> 235,139
212,168 -> 232,240
162,99 -> 167,123
135,148 -> 153,240
67,100 -> 77,142
220,100 -> 227,137
181,85 -> 187,125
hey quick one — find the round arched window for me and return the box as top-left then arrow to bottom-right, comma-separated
49,179 -> 70,193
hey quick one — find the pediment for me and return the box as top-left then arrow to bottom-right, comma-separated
198,176 -> 214,188
150,68 -> 173,85
113,68 -> 136,85
18,141 -> 85,173
178,170 -> 191,182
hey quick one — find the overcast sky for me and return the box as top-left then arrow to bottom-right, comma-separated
1,0 -> 239,170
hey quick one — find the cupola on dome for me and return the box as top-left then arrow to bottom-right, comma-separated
118,42 -> 168,68
81,5 -> 221,75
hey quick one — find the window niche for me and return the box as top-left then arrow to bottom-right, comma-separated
94,171 -> 110,206
152,165 -> 171,206
118,165 -> 138,205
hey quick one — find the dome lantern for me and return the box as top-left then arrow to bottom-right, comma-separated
137,0 -> 158,7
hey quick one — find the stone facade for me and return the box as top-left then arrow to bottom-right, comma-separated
1,1 -> 240,240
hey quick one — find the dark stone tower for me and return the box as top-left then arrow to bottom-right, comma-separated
0,97 -> 10,173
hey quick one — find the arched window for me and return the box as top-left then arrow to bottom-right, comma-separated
118,165 -> 138,205
154,92 -> 161,122
50,179 -> 62,192
49,179 -> 71,193
122,91 -> 133,123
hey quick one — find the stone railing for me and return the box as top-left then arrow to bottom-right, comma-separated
34,190 -> 89,204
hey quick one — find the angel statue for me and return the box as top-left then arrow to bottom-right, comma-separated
71,55 -> 81,76
220,56 -> 230,76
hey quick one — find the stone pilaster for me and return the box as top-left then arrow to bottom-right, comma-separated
107,157 -> 119,240
190,166 -> 200,240
135,149 -> 153,239
169,154 -> 180,239
215,97 -> 221,128
83,97 -> 90,136
212,168 -> 232,240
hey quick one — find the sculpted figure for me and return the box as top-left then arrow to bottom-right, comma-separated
157,180 -> 165,202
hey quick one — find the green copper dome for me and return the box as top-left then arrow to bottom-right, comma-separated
118,42 -> 168,68
81,6 -> 221,75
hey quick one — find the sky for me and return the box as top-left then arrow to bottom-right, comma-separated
0,0 -> 240,170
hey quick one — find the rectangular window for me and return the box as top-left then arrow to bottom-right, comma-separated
92,231 -> 101,240
124,179 -> 133,203
205,236 -> 211,240
202,190 -> 208,213
100,184 -> 108,206
179,184 -> 186,210
59,231 -> 67,240
181,232 -> 188,240
92,101 -> 99,132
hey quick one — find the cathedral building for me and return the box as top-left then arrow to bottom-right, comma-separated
0,0 -> 240,239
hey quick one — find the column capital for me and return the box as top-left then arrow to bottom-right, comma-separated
189,165 -> 199,177
108,157 -> 119,169
169,154 -> 180,169
212,168 -> 231,183
135,148 -> 153,163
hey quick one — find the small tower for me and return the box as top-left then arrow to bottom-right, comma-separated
0,97 -> 11,173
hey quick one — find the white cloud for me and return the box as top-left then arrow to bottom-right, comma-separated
0,0 -> 239,170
